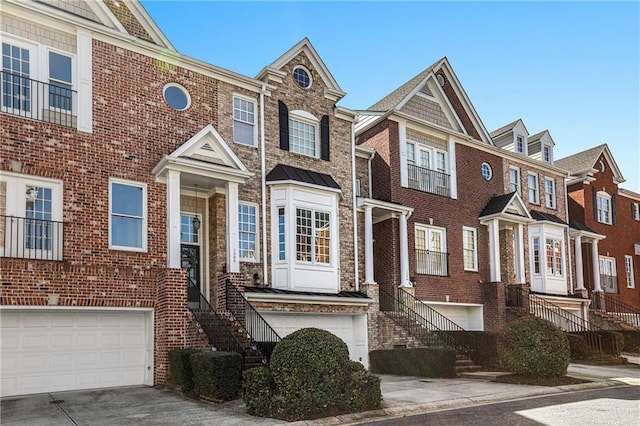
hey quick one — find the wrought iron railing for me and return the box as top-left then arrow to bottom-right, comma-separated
188,283 -> 252,369
1,70 -> 76,128
225,280 -> 281,361
415,249 -> 448,276
1,215 -> 64,261
600,274 -> 618,293
506,285 -> 620,357
592,292 -> 640,328
407,164 -> 450,197
379,285 -> 479,359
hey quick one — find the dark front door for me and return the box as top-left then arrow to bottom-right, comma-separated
182,244 -> 201,307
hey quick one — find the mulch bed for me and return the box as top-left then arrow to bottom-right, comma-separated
492,374 -> 591,386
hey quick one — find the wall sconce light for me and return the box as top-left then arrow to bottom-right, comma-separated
192,184 -> 201,232
253,272 -> 261,286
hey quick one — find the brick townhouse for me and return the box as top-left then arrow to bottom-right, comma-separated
557,144 -> 640,315
0,0 -> 371,397
355,58 -> 582,336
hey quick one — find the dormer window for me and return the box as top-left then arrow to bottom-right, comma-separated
542,145 -> 552,163
516,135 -> 525,153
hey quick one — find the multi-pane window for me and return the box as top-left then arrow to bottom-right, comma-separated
516,135 -> 524,153
544,177 -> 556,208
49,51 -> 72,111
599,256 -> 618,293
545,238 -> 563,276
462,227 -> 477,271
180,214 -> 199,244
295,208 -> 330,264
625,256 -> 635,288
406,142 -> 416,165
25,186 -> 53,250
509,167 -> 520,194
632,202 -> 640,221
532,237 -> 540,274
596,193 -> 611,224
110,180 -> 146,250
406,140 -> 449,195
233,96 -> 256,146
2,42 -> 31,112
543,145 -> 551,162
277,207 -> 286,261
527,173 -> 539,204
289,118 -> 317,157
415,225 -> 447,276
238,203 -> 257,261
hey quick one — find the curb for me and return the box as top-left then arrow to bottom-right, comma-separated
289,380 -> 622,425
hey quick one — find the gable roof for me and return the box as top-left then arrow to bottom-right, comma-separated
528,130 -> 546,143
479,191 -> 533,223
266,164 -> 341,190
368,63 -> 438,111
555,144 -> 625,183
257,38 -> 344,99
490,119 -> 524,139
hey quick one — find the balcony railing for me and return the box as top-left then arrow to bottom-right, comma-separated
407,164 -> 450,197
415,249 -> 448,276
1,70 -> 76,128
1,215 -> 64,261
600,274 -> 618,293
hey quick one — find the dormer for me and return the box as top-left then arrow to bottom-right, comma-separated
490,119 -> 529,156
528,130 -> 555,164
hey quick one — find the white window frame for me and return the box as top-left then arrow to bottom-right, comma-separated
1,37 -> 37,114
509,166 -> 521,194
527,172 -> 539,204
532,237 -> 541,275
276,206 -> 286,263
596,191 -> 612,224
108,178 -> 147,252
632,202 -> 640,221
462,226 -> 478,272
295,207 -> 331,265
46,47 -> 75,113
232,94 -> 257,147
414,223 -> 447,276
516,135 -> 525,153
238,202 -> 259,262
625,256 -> 635,288
289,110 -> 319,158
544,177 -> 556,209
545,237 -> 563,276
542,144 -> 552,163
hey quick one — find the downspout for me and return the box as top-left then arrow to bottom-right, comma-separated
368,150 -> 373,198
260,85 -> 268,285
564,175 -> 573,294
351,120 -> 359,291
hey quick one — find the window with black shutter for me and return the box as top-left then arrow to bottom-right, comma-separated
278,100 -> 289,151
320,115 -> 330,161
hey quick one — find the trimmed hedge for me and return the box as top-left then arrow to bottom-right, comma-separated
439,331 -> 500,369
243,328 -> 381,421
498,316 -> 570,377
618,330 -> 640,352
369,347 -> 457,377
168,348 -> 198,391
566,333 -> 592,360
191,351 -> 242,401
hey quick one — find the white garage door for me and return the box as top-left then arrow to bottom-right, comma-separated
259,312 -> 368,368
0,309 -> 153,397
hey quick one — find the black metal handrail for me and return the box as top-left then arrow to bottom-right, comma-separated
407,164 -> 450,197
188,282 -> 251,369
1,70 -> 76,128
592,292 -> 640,329
225,280 -> 281,361
415,249 -> 449,276
600,274 -> 619,293
1,215 -> 64,261
379,285 -> 479,359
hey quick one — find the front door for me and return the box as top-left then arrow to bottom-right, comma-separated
180,213 -> 201,308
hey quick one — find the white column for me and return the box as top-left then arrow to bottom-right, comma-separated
166,170 -> 181,268
514,223 -> 525,284
364,205 -> 375,284
399,212 -> 411,287
488,219 -> 501,283
226,182 -> 240,273
592,239 -> 602,292
574,235 -> 585,290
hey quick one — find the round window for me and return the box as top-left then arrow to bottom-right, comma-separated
163,84 -> 190,111
293,66 -> 311,89
481,162 -> 493,180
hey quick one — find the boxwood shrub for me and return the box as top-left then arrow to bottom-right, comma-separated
190,351 -> 242,401
498,316 -> 570,377
566,333 -> 592,360
243,367 -> 277,417
168,348 -> 198,391
369,347 -> 457,377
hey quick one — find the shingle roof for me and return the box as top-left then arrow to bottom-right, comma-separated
528,131 -> 545,143
489,119 -> 521,138
243,286 -> 369,299
367,61 -> 440,111
555,144 -> 606,174
530,210 -> 567,225
479,192 -> 519,217
569,219 -> 596,233
266,164 -> 341,190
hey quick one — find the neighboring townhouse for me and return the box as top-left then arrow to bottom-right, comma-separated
556,144 -> 640,318
490,120 -> 587,319
0,0 -> 369,397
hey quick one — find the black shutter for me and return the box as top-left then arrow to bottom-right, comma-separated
278,100 -> 289,151
320,115 -> 330,161
612,194 -> 617,225
592,187 -> 598,220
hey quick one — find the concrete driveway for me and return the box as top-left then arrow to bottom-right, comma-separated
0,386 -> 283,426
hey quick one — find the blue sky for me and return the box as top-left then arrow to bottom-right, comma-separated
142,1 -> 640,190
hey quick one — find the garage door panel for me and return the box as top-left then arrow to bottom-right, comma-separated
1,310 -> 152,397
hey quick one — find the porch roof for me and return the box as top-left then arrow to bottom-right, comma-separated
266,164 -> 341,190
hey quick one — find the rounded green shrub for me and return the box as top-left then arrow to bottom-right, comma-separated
498,316 -> 570,377
243,367 -> 277,417
566,333 -> 591,360
269,328 -> 350,420
336,361 -> 382,413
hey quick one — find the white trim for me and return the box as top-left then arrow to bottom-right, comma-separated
544,176 -> 557,209
399,120 -> 408,187
288,110 -> 320,158
108,178 -> 147,252
462,226 -> 478,272
509,166 -> 521,194
625,255 -> 635,288
245,292 -> 373,306
527,172 -> 540,205
162,82 -> 191,111
266,179 -> 343,197
423,301 -> 483,308
238,201 -> 260,263
232,93 -> 258,147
